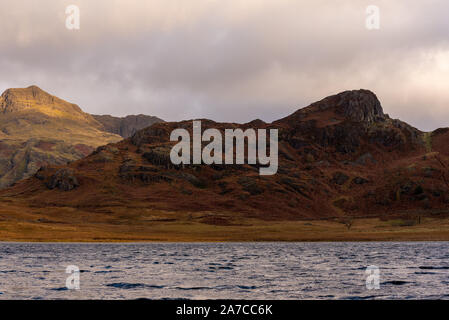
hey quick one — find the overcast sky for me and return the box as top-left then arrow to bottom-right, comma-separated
1,0 -> 448,131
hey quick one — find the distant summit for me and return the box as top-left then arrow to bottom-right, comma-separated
278,89 -> 387,126
0,86 -> 98,126
318,89 -> 385,122
93,114 -> 164,138
0,86 -> 54,113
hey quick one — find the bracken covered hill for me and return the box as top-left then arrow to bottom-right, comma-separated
2,89 -> 449,233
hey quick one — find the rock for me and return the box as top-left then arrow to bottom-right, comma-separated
298,89 -> 386,123
178,173 -> 206,189
332,172 -> 349,185
142,147 -> 174,168
121,170 -> 171,184
399,181 -> 414,194
217,181 -> 233,195
34,167 -> 47,180
238,176 -> 264,195
45,169 -> 79,191
336,90 -> 385,123
413,185 -> 424,195
423,167 -> 438,178
279,177 -> 311,198
355,153 -> 375,165
305,154 -> 315,163
93,150 -> 114,163
92,114 -> 164,138
138,173 -> 171,184
353,177 -> 369,184
315,160 -> 330,167
131,125 -> 172,146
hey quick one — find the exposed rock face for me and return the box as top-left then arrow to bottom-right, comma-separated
310,89 -> 385,122
0,85 -> 99,126
353,176 -> 369,185
92,114 -> 164,138
334,89 -> 385,123
142,146 -> 175,169
278,89 -> 386,124
0,139 -> 94,188
44,168 -> 79,191
332,172 -> 349,185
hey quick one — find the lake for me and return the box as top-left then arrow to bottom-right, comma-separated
0,242 -> 448,299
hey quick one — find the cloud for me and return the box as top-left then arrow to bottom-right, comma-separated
0,0 -> 449,130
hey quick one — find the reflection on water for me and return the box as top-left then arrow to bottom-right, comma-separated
0,242 -> 448,299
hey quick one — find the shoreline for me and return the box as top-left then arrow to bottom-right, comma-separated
1,216 -> 449,242
1,240 -> 449,243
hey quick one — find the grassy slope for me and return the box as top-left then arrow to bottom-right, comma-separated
0,199 -> 448,241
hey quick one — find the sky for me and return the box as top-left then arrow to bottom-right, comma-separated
0,0 -> 448,131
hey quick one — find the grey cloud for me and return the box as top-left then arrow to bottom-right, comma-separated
0,0 -> 449,130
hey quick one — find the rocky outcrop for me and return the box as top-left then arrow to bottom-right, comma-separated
0,139 -> 94,189
332,172 -> 350,185
334,89 -> 385,123
142,146 -> 174,169
92,114 -> 164,138
41,168 -> 79,191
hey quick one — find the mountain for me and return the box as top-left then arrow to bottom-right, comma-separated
1,89 -> 449,241
0,86 -> 165,189
92,114 -> 163,138
0,85 -> 125,188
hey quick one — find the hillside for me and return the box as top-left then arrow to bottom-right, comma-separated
1,89 -> 449,241
0,86 -> 123,188
0,86 -> 166,189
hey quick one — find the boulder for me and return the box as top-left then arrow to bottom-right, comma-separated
45,168 -> 79,191
332,172 -> 349,185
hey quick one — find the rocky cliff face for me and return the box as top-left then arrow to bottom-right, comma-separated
278,89 -> 385,123
0,85 -> 99,125
92,114 -> 164,138
4,89 -> 448,223
315,89 -> 385,122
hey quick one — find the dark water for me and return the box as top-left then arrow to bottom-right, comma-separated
0,242 -> 448,300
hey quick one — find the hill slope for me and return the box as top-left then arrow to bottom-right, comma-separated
0,86 -> 123,188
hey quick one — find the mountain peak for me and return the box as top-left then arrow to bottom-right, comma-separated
25,85 -> 47,95
0,85 -> 92,123
1,86 -> 56,113
334,89 -> 385,122
278,89 -> 387,126
310,89 -> 385,122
